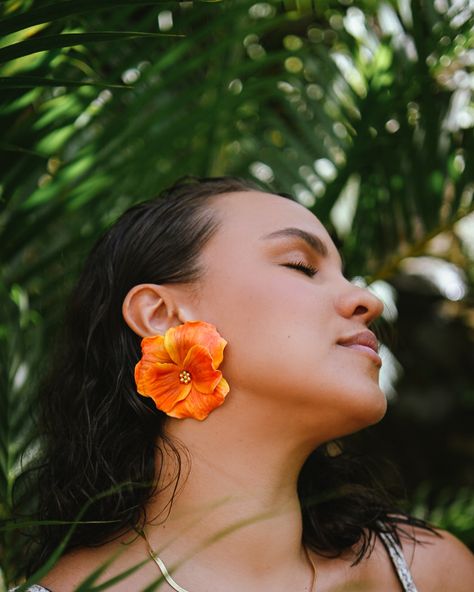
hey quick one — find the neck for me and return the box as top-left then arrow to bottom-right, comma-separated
143,404 -> 321,587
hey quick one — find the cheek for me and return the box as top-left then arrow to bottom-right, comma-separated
206,285 -> 333,394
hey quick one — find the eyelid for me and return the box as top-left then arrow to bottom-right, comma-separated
283,238 -> 344,274
283,260 -> 318,276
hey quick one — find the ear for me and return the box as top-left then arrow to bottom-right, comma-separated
122,283 -> 190,338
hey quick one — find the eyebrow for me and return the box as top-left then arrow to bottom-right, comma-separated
260,227 -> 345,271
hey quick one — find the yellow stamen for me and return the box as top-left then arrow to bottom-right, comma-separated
179,370 -> 191,384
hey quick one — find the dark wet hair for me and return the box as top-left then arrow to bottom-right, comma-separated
15,175 -> 434,577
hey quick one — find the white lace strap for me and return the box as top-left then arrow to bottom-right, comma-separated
378,529 -> 419,592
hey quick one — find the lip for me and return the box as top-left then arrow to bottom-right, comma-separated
337,330 -> 382,367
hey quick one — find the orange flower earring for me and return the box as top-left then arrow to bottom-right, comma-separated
134,320 -> 230,421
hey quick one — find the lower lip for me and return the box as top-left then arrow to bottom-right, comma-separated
339,344 -> 382,367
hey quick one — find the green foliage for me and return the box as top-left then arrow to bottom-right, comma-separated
1,0 -> 473,587
411,484 -> 474,546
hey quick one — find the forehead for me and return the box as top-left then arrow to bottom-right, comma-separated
207,190 -> 334,248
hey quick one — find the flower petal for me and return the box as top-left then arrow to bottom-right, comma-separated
214,376 -> 230,399
167,385 -> 226,421
164,321 -> 227,368
135,361 -> 191,412
183,345 -> 223,393
140,335 -> 173,364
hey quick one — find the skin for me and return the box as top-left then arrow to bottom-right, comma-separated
40,191 -> 474,591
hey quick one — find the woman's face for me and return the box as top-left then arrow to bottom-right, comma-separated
190,190 -> 386,442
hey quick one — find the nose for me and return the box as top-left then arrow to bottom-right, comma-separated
335,277 -> 384,325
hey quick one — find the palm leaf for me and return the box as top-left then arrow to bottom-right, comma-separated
1,0 -> 473,584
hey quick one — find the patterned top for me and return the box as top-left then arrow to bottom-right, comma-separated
9,532 -> 419,592
9,587 -> 52,592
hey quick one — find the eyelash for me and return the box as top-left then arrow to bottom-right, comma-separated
283,260 -> 318,277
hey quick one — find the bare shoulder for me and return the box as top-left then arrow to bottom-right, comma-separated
398,524 -> 474,592
38,536 -> 150,592
38,545 -> 115,592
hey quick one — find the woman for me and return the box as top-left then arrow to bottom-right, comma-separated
11,176 -> 474,591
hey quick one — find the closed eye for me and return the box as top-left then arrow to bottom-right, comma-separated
282,260 -> 318,277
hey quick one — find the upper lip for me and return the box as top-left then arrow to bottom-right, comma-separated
337,330 -> 379,353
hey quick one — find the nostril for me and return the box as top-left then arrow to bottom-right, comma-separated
354,305 -> 368,315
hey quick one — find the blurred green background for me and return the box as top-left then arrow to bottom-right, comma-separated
1,0 -> 473,586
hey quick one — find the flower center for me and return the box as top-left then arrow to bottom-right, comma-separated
179,370 -> 192,384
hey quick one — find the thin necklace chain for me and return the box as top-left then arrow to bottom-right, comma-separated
139,528 -> 318,592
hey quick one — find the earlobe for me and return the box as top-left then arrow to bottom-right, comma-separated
122,283 -> 182,338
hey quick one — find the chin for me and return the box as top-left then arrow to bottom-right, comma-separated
311,388 -> 387,443
338,384 -> 388,437
366,394 -> 388,425
355,387 -> 387,430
